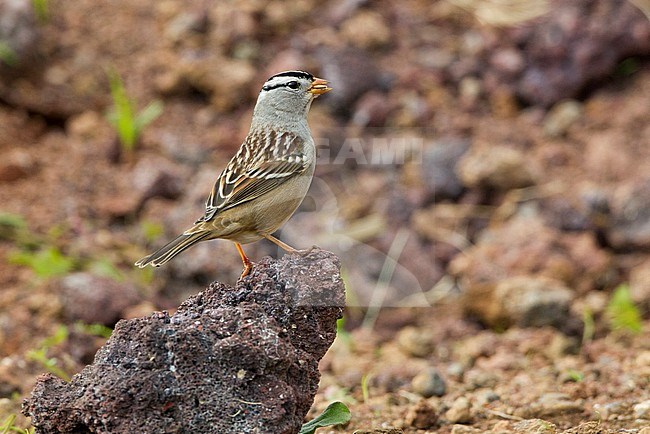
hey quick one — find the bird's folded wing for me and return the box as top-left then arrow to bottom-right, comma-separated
198,156 -> 308,222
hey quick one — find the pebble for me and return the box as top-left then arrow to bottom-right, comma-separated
593,401 -> 625,420
317,47 -> 383,115
445,396 -> 472,424
462,276 -> 573,330
0,149 -> 35,182
60,272 -> 142,326
450,425 -> 481,434
0,0 -> 39,70
396,326 -> 434,358
529,392 -> 583,418
340,10 -> 391,49
513,419 -> 556,433
405,399 -> 438,429
411,367 -> 446,398
457,144 -> 537,190
543,100 -> 583,137
419,138 -> 471,201
629,259 -> 650,311
610,178 -> 650,250
633,399 -> 650,419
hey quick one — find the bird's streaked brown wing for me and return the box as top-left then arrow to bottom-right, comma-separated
197,131 -> 309,223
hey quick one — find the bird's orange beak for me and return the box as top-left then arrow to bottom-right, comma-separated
308,77 -> 332,95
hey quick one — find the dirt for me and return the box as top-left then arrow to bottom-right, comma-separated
1,0 -> 649,433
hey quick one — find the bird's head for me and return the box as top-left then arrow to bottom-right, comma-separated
254,71 -> 331,121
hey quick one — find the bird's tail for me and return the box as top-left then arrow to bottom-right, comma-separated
135,231 -> 211,268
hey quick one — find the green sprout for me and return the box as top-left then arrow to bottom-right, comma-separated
0,41 -> 17,67
74,322 -> 113,339
0,415 -> 34,434
106,69 -> 163,154
31,0 -> 49,23
360,373 -> 373,403
564,369 -> 584,383
9,246 -> 76,279
299,402 -> 351,434
606,284 -> 642,334
582,307 -> 595,344
26,325 -> 72,382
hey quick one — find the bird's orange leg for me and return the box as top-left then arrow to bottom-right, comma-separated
234,242 -> 252,278
262,234 -> 315,256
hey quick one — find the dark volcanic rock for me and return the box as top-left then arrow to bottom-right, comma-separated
24,250 -> 345,434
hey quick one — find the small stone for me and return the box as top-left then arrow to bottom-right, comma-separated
419,138 -> 471,201
531,393 -> 583,417
464,276 -> 573,329
66,111 -> 107,140
609,178 -> 650,250
59,272 -> 142,326
164,10 -> 208,43
0,149 -> 35,182
317,47 -> 382,116
405,399 -> 438,429
396,326 -> 434,358
411,368 -> 446,398
457,144 -> 537,190
633,399 -> 650,419
639,428 -> 650,434
629,259 -> 650,311
543,100 -> 583,137
489,49 -> 524,75
593,401 -> 625,421
451,425 -> 481,434
475,389 -> 500,406
513,419 -> 556,433
351,91 -> 393,128
340,10 -> 391,49
445,396 -> 472,424
0,0 -> 40,70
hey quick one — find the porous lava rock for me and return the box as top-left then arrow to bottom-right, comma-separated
23,249 -> 345,434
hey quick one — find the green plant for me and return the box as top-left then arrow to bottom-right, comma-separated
606,284 -> 642,334
74,322 -> 113,339
582,307 -> 595,344
299,402 -> 351,434
31,0 -> 49,23
9,246 -> 76,279
360,373 -> 372,403
0,415 -> 34,434
564,369 -> 584,382
106,69 -> 163,153
140,220 -> 165,243
0,41 -> 17,67
26,325 -> 72,382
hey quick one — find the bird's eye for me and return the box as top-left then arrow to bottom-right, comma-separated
286,81 -> 300,90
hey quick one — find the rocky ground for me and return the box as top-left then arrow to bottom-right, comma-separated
1,0 -> 649,432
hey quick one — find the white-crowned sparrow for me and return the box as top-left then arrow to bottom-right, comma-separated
135,71 -> 331,277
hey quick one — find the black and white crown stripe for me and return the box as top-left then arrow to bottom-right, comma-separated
262,71 -> 315,92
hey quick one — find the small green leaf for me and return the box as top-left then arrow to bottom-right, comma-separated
9,247 -> 75,279
140,220 -> 165,243
606,284 -> 642,334
75,322 -> 113,339
32,0 -> 49,23
0,213 -> 27,229
299,402 -> 351,434
106,68 -> 163,153
0,40 -> 17,66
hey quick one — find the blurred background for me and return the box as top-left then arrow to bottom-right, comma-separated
1,0 -> 650,431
